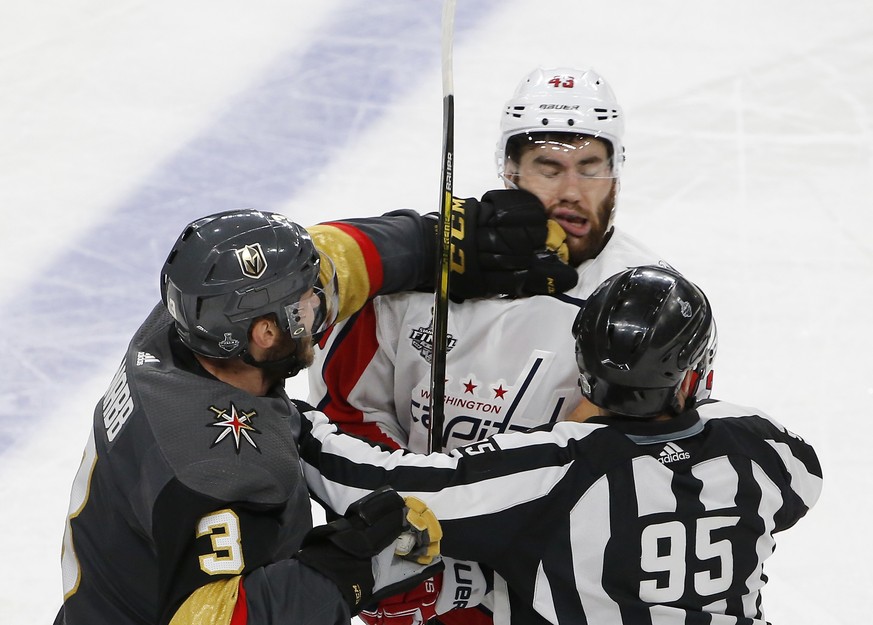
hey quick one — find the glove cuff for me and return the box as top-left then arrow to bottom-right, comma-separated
296,543 -> 374,611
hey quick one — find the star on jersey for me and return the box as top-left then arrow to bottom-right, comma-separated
208,404 -> 261,453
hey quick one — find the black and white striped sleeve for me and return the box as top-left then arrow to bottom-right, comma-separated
298,409 -> 604,536
698,401 -> 822,531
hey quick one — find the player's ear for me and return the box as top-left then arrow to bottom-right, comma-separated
677,371 -> 697,405
249,316 -> 280,350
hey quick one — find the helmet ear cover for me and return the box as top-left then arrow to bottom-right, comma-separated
572,266 -> 715,418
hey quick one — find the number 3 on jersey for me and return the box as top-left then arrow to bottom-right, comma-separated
198,509 -> 245,575
640,515 -> 740,602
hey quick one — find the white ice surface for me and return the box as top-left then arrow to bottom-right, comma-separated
1,1 -> 871,623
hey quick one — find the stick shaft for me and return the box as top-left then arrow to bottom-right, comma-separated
428,0 -> 456,454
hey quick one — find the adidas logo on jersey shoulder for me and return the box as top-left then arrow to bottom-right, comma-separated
658,441 -> 690,464
136,351 -> 160,366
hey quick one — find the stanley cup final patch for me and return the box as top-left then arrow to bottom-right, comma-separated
409,316 -> 457,364
235,243 -> 267,279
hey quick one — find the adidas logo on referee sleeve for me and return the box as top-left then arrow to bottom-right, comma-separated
658,441 -> 690,464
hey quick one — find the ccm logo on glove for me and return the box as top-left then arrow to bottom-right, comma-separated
449,198 -> 468,275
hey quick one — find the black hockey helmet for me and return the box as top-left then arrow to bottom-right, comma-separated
572,265 -> 714,418
160,209 -> 338,359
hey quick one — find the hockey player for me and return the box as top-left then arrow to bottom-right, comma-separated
300,265 -> 823,625
307,66 -> 679,623
53,204 -> 570,625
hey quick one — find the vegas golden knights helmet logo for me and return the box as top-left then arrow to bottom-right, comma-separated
235,243 -> 267,279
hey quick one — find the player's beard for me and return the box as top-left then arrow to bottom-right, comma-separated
565,184 -> 616,266
259,331 -> 315,386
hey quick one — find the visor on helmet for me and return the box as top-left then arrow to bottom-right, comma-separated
281,252 -> 339,341
503,133 -> 618,191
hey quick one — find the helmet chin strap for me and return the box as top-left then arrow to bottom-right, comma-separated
500,172 -> 519,190
242,350 -> 305,380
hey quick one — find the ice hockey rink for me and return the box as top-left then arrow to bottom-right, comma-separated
1,0 -> 870,622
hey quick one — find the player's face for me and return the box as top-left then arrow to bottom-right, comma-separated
259,291 -> 319,384
274,330 -> 315,366
291,290 -> 318,370
508,137 -> 617,266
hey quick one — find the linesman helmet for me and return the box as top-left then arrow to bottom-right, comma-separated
572,266 -> 716,418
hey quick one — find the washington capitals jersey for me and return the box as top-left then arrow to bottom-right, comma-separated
308,227 -> 671,451
300,400 -> 823,625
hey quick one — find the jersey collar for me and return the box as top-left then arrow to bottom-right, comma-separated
587,409 -> 703,445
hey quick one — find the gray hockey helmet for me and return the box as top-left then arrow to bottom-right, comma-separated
160,209 -> 337,359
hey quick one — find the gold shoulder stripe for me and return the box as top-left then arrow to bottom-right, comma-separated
169,576 -> 242,625
309,224 -> 373,321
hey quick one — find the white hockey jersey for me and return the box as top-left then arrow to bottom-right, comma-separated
308,228 -> 673,453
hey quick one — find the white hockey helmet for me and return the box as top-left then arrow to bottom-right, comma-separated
496,67 -> 625,178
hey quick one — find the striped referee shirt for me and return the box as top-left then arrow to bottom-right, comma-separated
300,399 -> 822,625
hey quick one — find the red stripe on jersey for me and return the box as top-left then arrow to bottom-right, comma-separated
317,323 -> 334,349
231,578 -> 248,625
435,606 -> 494,625
322,302 -> 401,449
324,221 -> 385,296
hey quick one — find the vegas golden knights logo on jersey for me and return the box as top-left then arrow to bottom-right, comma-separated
208,404 -> 261,453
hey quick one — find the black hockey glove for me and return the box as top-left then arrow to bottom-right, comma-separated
295,487 -> 443,614
426,188 -> 578,302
